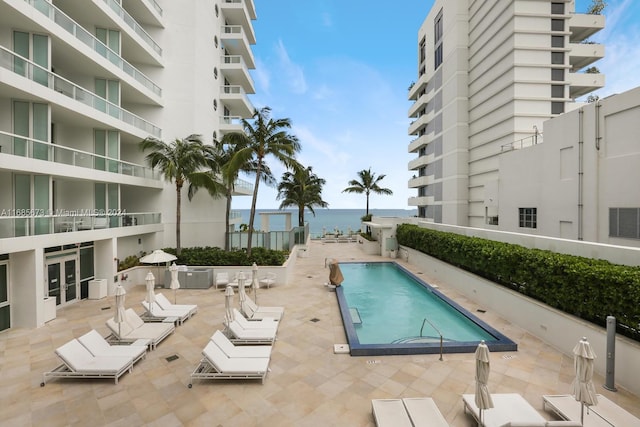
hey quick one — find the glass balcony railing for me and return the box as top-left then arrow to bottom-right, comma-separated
0,131 -> 161,180
0,47 -> 162,138
234,178 -> 253,193
25,0 -> 162,96
222,84 -> 248,96
146,0 -> 163,16
0,212 -> 162,239
100,0 -> 162,56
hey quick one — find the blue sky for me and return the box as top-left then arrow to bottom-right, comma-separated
234,0 -> 640,210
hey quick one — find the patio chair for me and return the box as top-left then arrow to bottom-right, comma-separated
463,393 -> 569,427
259,272 -> 276,289
215,272 -> 230,289
42,339 -> 134,386
223,318 -> 276,345
78,329 -> 147,364
241,295 -> 284,321
232,308 -> 279,331
211,330 -> 272,358
543,394 -> 640,427
141,300 -> 192,325
188,341 -> 270,387
154,293 -> 197,316
371,398 -> 449,427
106,308 -> 175,350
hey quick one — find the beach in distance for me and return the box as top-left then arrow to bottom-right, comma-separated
235,208 -> 417,238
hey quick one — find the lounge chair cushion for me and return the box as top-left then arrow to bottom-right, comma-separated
211,330 -> 272,358
78,330 -> 146,359
125,309 -> 145,329
232,309 -> 278,330
107,317 -> 133,337
56,339 -> 131,373
500,423 -> 582,427
227,321 -> 276,340
155,293 -> 197,313
202,341 -> 269,374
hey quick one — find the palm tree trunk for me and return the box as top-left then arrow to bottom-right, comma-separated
176,183 -> 182,256
224,191 -> 232,251
247,163 -> 262,257
298,206 -> 304,227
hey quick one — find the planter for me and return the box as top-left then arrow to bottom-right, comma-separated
357,235 -> 380,255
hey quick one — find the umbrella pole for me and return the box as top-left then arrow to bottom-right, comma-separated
174,288 -> 177,304
581,402 -> 584,425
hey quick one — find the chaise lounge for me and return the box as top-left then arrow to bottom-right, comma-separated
106,308 -> 175,350
372,398 -> 449,427
42,338 -> 134,386
154,293 -> 197,316
211,330 -> 272,358
223,318 -> 277,345
78,329 -> 147,364
188,341 -> 270,387
543,394 -> 640,427
240,295 -> 284,321
232,308 -> 279,331
141,300 -> 192,325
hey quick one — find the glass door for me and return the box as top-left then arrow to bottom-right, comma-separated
64,259 -> 77,302
47,262 -> 61,305
46,255 -> 79,307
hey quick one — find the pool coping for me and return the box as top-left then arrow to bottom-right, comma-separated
335,261 -> 518,356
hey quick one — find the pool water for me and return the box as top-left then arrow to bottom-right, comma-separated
336,262 -> 517,356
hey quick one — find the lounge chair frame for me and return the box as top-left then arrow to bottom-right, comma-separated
188,342 -> 269,387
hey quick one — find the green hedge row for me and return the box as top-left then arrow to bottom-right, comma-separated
396,224 -> 640,341
163,246 -> 289,267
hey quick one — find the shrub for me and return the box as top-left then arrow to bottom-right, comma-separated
163,246 -> 288,266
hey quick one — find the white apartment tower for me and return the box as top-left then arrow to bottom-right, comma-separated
0,0 -> 257,331
408,0 -> 605,227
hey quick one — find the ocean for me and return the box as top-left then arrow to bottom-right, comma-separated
235,208 -> 417,238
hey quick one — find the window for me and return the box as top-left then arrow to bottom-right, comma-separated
551,68 -> 564,81
551,36 -> 564,48
551,102 -> 564,114
551,85 -> 564,98
551,52 -> 564,64
551,3 -> 565,14
419,37 -> 426,64
434,10 -> 443,69
551,19 -> 564,32
610,208 -> 640,239
519,208 -> 537,228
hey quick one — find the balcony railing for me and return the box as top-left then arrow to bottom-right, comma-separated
0,211 -> 162,239
500,133 -> 543,152
0,47 -> 161,138
0,131 -> 161,180
146,0 -> 162,16
100,0 -> 162,56
25,0 -> 162,96
233,177 -> 253,193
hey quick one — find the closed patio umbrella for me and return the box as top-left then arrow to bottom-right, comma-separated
475,340 -> 494,425
237,271 -> 246,304
145,271 -> 156,315
169,262 -> 180,304
252,262 -> 259,304
114,284 -> 126,340
224,285 -> 235,325
573,337 -> 598,425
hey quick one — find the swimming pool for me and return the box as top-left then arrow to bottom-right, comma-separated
336,262 -> 517,356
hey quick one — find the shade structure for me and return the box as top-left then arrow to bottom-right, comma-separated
169,263 -> 180,304
114,285 -> 126,339
140,250 -> 177,285
573,337 -> 598,425
145,271 -> 156,314
475,340 -> 494,424
224,285 -> 235,325
328,260 -> 344,286
237,272 -> 247,304
251,263 -> 259,303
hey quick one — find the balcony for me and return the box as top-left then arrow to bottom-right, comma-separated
569,72 -> 605,98
408,156 -> 430,171
233,178 -> 253,196
408,175 -> 432,188
408,92 -> 429,118
119,0 -> 163,27
24,0 -> 162,96
408,114 -> 429,136
0,131 -> 161,181
99,0 -> 163,57
219,116 -> 244,136
568,13 -> 605,43
569,42 -> 604,71
221,55 -> 255,91
219,0 -> 256,44
408,196 -> 434,207
220,85 -> 254,117
0,47 -> 161,138
408,134 -> 428,153
408,72 -> 428,101
221,25 -> 255,68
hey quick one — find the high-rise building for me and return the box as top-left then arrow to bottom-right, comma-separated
0,0 -> 257,331
408,0 -> 604,227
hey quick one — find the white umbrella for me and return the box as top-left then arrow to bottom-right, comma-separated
145,271 -> 156,315
475,340 -> 494,425
573,337 -> 598,425
224,285 -> 235,325
114,284 -> 126,340
140,249 -> 177,285
237,271 -> 246,304
169,262 -> 180,304
252,262 -> 259,304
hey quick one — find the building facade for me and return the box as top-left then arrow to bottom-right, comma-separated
408,0 -> 605,227
0,0 -> 256,331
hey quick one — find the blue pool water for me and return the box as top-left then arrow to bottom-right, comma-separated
336,262 -> 517,356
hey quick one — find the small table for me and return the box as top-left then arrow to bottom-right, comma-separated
162,316 -> 180,325
131,338 -> 152,349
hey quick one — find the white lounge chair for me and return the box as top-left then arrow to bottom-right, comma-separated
224,319 -> 276,344
462,393 -> 548,427
211,330 -> 272,358
371,398 -> 449,427
240,295 -> 284,321
42,339 -> 134,386
232,309 -> 279,331
78,329 -> 147,364
155,293 -> 197,316
141,300 -> 192,325
543,394 -> 640,427
106,308 -> 175,350
215,272 -> 230,289
258,272 -> 276,289
188,341 -> 270,387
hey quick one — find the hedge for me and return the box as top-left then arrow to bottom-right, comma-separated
164,246 -> 289,267
396,224 -> 640,342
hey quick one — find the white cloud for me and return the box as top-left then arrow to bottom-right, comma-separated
252,58 -> 270,95
274,39 -> 308,94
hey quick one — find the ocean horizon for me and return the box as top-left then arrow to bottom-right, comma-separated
235,208 -> 417,237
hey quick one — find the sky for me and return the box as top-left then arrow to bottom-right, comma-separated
233,0 -> 640,210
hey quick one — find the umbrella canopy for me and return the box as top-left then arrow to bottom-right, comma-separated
237,272 -> 247,303
329,260 -> 344,286
224,285 -> 235,324
139,249 -> 177,264
114,284 -> 126,339
145,271 -> 156,314
573,337 -> 598,425
169,263 -> 180,304
252,263 -> 259,303
475,340 -> 494,423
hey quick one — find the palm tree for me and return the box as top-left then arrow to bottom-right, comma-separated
140,134 -> 208,255
224,107 -> 301,256
277,166 -> 328,227
342,168 -> 393,216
